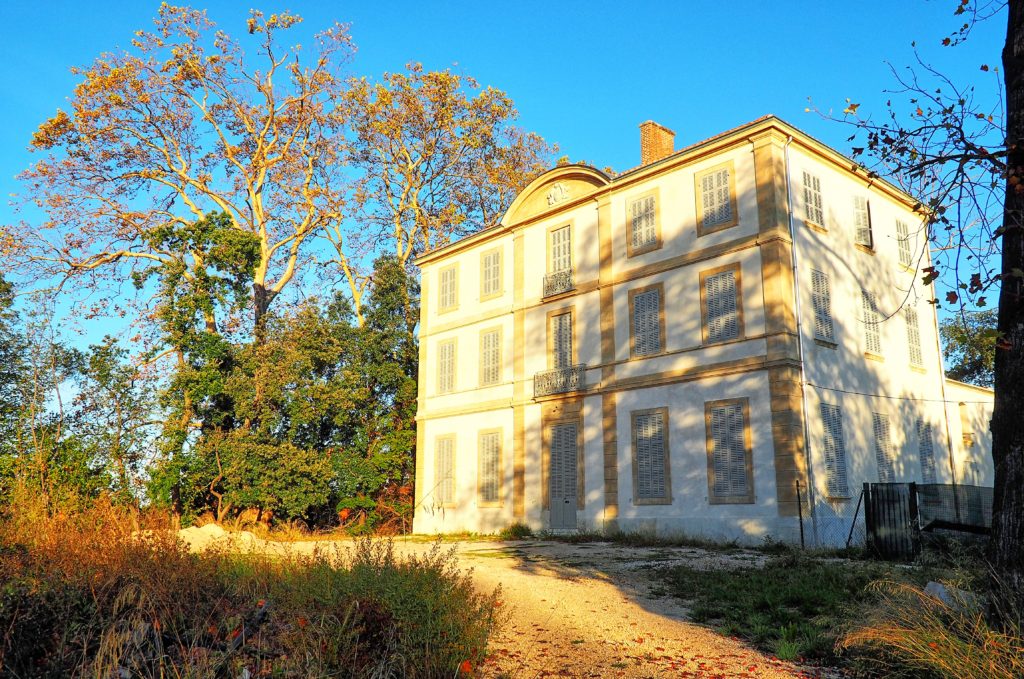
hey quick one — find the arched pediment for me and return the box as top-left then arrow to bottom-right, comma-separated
502,164 -> 610,226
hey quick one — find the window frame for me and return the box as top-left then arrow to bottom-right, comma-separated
694,160 -> 739,236
699,262 -> 745,345
479,247 -> 503,301
904,305 -> 924,368
896,220 -> 913,268
437,338 -> 457,394
437,263 -> 459,314
628,283 -> 666,358
478,326 -> 502,387
477,428 -> 503,507
853,195 -> 874,250
810,269 -> 836,346
861,289 -> 882,357
819,403 -> 851,499
630,407 -> 672,505
626,189 -> 662,257
917,417 -> 937,484
802,170 -> 825,230
546,306 -> 576,370
704,397 -> 755,505
434,434 -> 456,508
872,412 -> 895,483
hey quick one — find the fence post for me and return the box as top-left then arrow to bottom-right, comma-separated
908,482 -> 921,557
863,482 -> 873,555
846,488 -> 864,549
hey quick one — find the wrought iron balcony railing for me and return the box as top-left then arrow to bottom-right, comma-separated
543,268 -> 575,297
534,364 -> 586,397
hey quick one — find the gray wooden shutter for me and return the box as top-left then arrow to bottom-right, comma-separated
551,423 -> 578,500
905,306 -> 923,366
710,403 -> 748,498
439,267 -> 456,310
631,196 -> 657,249
482,251 -> 500,296
552,312 -> 573,369
917,418 -> 937,483
436,437 -> 455,504
896,220 -> 912,267
633,288 -> 661,356
854,196 -> 873,247
705,270 -> 739,342
479,432 -> 500,503
811,270 -> 835,342
438,340 -> 456,393
635,411 -> 667,500
861,290 -> 881,354
802,171 -> 823,224
481,330 -> 500,385
551,226 -> 572,273
820,403 -> 850,497
872,413 -> 895,482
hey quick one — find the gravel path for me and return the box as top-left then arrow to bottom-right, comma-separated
177,527 -> 828,678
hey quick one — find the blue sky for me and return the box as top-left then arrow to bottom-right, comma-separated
0,1 -> 1006,340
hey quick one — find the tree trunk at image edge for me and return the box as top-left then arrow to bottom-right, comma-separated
990,0 -> 1024,629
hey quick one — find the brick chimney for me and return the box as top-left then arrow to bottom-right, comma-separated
639,121 -> 675,165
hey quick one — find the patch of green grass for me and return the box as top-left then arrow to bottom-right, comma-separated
662,554 -> 898,663
540,529 -> 744,552
498,522 -> 534,540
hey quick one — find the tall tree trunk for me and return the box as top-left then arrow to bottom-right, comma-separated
989,0 -> 1024,630
253,283 -> 274,346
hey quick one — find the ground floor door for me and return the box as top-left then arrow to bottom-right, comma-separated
549,422 -> 578,530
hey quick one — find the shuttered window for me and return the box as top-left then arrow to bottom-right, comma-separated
854,196 -> 873,247
550,226 -> 572,273
633,410 -> 669,502
630,195 -> 657,251
811,270 -> 835,343
481,250 -> 501,298
905,306 -> 924,367
707,401 -> 751,502
704,269 -> 740,343
917,418 -> 937,483
435,436 -> 455,505
873,413 -> 895,482
480,329 -> 501,386
896,220 -> 912,267
551,312 -> 573,369
632,288 -> 662,356
550,422 -> 578,502
701,167 -> 733,228
802,171 -> 824,225
438,266 -> 457,311
861,289 -> 882,354
478,431 -> 501,504
820,403 -> 850,497
437,339 -> 456,394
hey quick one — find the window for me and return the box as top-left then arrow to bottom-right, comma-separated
701,265 -> 742,344
896,220 -> 913,267
861,289 -> 882,355
854,196 -> 873,248
550,310 -> 573,369
479,328 -> 501,386
802,171 -> 824,226
811,270 -> 835,343
905,306 -> 924,367
630,286 -> 663,357
696,163 -> 737,234
917,418 -> 937,484
549,225 -> 572,273
481,248 -> 501,299
628,193 -> 659,255
632,408 -> 671,504
478,430 -> 502,505
437,339 -> 456,394
438,265 -> 457,312
820,403 -> 850,497
705,398 -> 753,504
435,435 -> 455,506
872,413 -> 895,482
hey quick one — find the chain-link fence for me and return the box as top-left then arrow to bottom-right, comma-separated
806,490 -> 867,549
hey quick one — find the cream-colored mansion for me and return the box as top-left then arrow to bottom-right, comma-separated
412,115 -> 994,545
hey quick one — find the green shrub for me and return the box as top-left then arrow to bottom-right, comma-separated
498,522 -> 533,540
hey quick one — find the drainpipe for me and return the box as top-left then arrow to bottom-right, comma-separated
783,136 -> 820,547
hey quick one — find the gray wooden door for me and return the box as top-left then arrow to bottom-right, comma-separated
549,422 -> 578,529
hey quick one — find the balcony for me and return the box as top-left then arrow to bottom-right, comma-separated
543,268 -> 575,298
534,364 -> 586,397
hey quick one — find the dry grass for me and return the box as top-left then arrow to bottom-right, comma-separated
839,580 -> 1024,679
0,493 -> 500,678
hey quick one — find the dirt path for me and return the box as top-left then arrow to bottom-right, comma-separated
178,528 -> 826,678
